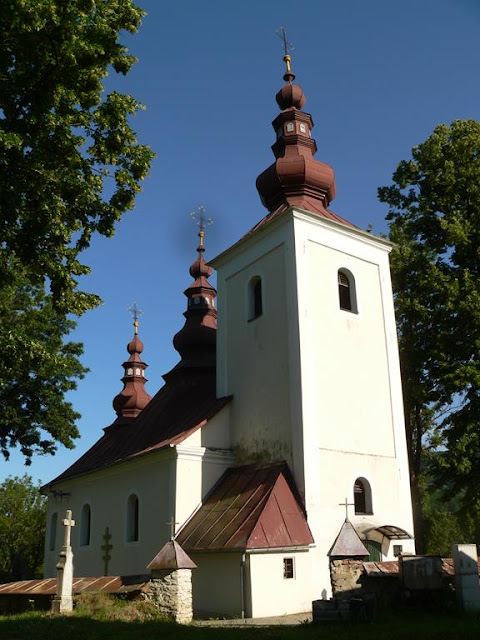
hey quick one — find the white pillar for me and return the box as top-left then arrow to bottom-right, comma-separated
452,544 -> 480,612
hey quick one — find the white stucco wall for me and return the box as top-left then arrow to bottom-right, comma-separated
247,550 -> 313,618
213,218 -> 303,478
44,449 -> 175,578
189,552 -> 244,618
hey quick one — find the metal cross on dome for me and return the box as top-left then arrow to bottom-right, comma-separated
128,302 -> 143,334
275,26 -> 294,57
190,205 -> 213,233
191,205 -> 213,247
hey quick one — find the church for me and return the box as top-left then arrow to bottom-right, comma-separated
42,51 -> 415,619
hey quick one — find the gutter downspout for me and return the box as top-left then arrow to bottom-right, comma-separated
240,553 -> 246,618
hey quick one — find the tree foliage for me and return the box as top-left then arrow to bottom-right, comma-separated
0,0 -> 154,462
379,120 -> 480,547
0,262 -> 86,461
0,475 -> 47,581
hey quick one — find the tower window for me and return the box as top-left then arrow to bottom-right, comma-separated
338,269 -> 357,313
354,478 -> 373,515
248,276 -> 263,321
283,557 -> 295,579
80,503 -> 91,546
126,494 -> 139,542
49,512 -> 58,551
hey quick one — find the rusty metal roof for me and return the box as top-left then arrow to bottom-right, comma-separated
363,557 -> 480,577
176,463 -> 314,552
147,540 -> 197,570
328,519 -> 370,558
44,372 -> 230,487
0,575 -> 150,596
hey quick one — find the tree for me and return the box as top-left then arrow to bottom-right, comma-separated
0,261 -> 86,462
0,0 -> 154,461
378,120 -> 480,550
0,475 -> 47,581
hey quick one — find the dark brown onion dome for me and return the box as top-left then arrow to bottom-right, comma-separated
171,240 -> 217,371
276,71 -> 306,110
112,319 -> 152,425
256,62 -> 338,217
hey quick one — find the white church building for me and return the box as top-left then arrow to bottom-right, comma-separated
43,54 -> 415,618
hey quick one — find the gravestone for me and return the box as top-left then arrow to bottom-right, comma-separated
51,510 -> 75,615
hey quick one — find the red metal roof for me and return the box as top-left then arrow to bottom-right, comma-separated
45,372 -> 230,486
176,463 -> 314,552
0,575 -> 150,595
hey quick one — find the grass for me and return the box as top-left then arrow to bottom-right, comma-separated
1,597 -> 480,640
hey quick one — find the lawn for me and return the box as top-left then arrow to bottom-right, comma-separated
1,610 -> 480,640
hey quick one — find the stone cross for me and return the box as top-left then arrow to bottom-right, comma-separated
339,497 -> 355,521
166,516 -> 179,540
51,509 -> 75,615
62,510 -> 75,547
102,526 -> 113,576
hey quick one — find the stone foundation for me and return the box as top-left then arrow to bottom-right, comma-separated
329,559 -> 364,597
144,568 -> 193,623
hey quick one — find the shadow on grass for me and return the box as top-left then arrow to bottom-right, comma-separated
1,611 -> 480,640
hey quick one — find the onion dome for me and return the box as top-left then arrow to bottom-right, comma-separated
112,307 -> 152,425
256,53 -> 337,216
171,225 -> 217,372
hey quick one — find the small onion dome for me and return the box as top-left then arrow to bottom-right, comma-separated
276,78 -> 306,110
190,246 -> 212,280
127,334 -> 144,359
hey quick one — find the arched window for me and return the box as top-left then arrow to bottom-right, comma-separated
49,512 -> 58,551
126,494 -> 139,542
248,276 -> 263,320
354,478 -> 373,515
80,504 -> 91,546
338,269 -> 357,313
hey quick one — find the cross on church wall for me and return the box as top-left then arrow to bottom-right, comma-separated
339,497 -> 355,521
102,526 -> 113,576
62,510 -> 75,548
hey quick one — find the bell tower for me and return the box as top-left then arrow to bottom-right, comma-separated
211,44 -> 415,595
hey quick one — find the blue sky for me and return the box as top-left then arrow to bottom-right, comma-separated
3,0 -> 480,486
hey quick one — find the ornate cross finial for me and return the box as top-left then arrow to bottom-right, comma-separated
166,516 -> 179,540
191,205 -> 213,247
339,497 -> 355,522
275,27 -> 294,74
128,302 -> 143,335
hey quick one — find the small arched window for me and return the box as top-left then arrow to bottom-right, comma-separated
126,494 -> 139,542
338,269 -> 357,313
248,276 -> 263,321
80,504 -> 91,546
49,512 -> 58,551
354,478 -> 373,515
